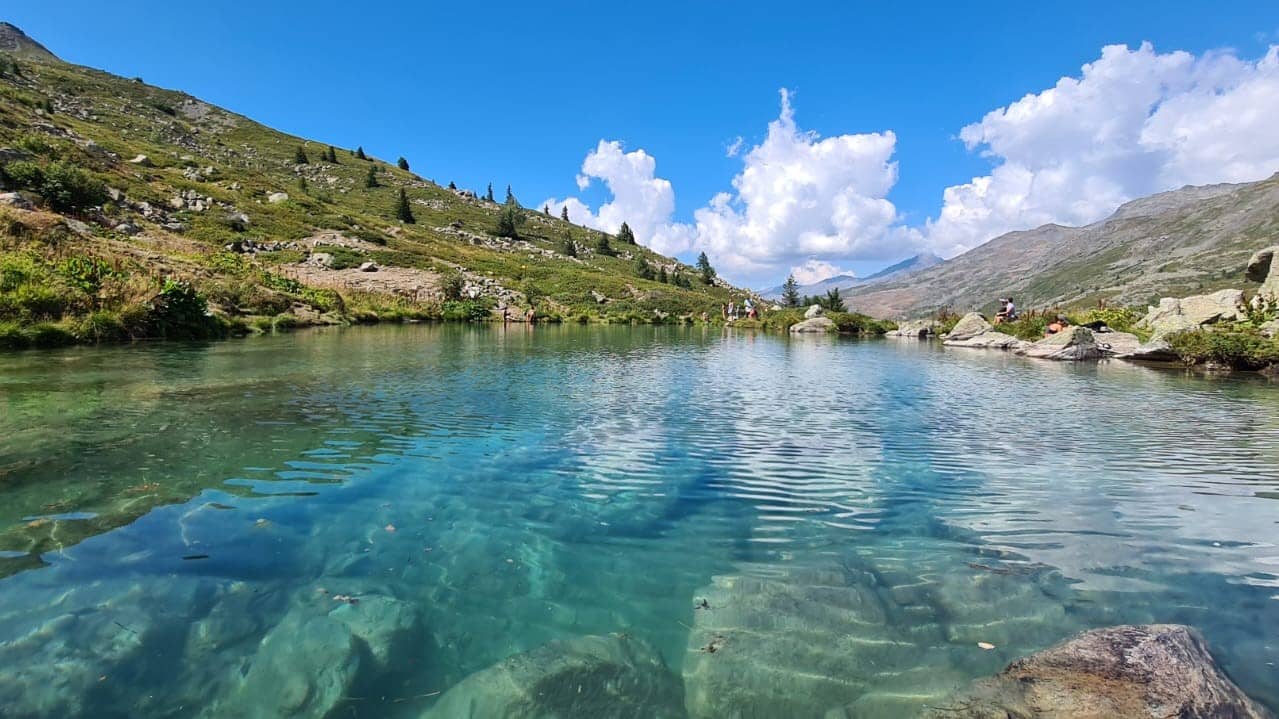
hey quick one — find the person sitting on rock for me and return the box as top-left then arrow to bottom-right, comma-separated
1045,314 -> 1070,335
995,297 -> 1017,323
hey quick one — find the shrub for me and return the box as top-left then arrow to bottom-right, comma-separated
442,299 -> 491,322
143,278 -> 220,339
2,161 -> 107,212
1167,329 -> 1279,370
440,272 -> 466,301
495,203 -> 523,239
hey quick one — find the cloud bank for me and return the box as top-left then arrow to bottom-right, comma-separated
544,43 -> 1279,286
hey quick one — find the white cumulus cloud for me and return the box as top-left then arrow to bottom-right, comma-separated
789,259 -> 854,285
926,43 -> 1279,257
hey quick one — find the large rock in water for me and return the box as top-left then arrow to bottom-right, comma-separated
889,319 -> 940,337
1016,326 -> 1100,361
920,624 -> 1274,719
790,316 -> 836,333
944,312 -> 993,341
1247,245 -> 1279,301
422,634 -> 684,719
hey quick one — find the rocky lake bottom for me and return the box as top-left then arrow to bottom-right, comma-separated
0,324 -> 1276,717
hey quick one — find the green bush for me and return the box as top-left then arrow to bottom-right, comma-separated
440,272 -> 466,301
1,161 -> 107,213
76,310 -> 126,343
142,278 -> 221,339
441,299 -> 492,322
1167,329 -> 1279,370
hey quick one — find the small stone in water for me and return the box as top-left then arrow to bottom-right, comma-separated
978,642 -> 996,650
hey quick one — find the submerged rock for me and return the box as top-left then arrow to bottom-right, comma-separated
921,624 -> 1274,719
790,316 -> 836,333
1016,326 -> 1100,361
422,633 -> 684,719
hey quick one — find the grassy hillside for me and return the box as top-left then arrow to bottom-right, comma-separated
844,176 -> 1279,319
0,28 -> 745,349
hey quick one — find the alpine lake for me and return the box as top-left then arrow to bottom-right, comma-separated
1,323 -> 1276,717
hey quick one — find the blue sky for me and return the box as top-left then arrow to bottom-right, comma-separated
9,2 -> 1279,285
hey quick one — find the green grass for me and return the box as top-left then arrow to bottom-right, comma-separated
0,51 -> 757,348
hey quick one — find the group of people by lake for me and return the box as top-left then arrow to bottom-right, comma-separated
722,298 -> 760,321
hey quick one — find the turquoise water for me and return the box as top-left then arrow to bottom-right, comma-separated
0,324 -> 1277,717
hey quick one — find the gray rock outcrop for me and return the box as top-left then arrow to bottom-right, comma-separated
942,314 -> 1027,350
944,312 -> 993,341
1016,326 -> 1100,361
921,624 -> 1273,719
1249,245 -> 1279,302
422,634 -> 684,719
1139,289 -> 1244,340
0,192 -> 32,209
889,319 -> 939,338
804,304 -> 824,319
789,316 -> 836,333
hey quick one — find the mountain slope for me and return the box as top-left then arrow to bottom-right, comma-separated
843,177 -> 1279,318
762,252 -> 942,300
0,23 -> 739,347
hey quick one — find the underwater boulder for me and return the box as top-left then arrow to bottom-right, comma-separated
422,633 -> 684,719
920,624 -> 1274,719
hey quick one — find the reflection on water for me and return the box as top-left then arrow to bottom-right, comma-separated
0,324 -> 1276,717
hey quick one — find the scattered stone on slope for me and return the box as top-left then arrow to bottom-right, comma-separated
267,192 -> 289,204
790,316 -> 836,333
804,304 -> 825,319
0,192 -> 32,209
1016,326 -> 1100,361
920,624 -> 1274,719
128,154 -> 152,166
943,312 -> 993,341
422,634 -> 684,719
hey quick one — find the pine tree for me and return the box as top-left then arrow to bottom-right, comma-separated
594,233 -> 614,256
543,204 -> 550,216
824,287 -> 846,312
696,252 -> 716,285
397,157 -> 410,171
505,184 -> 517,206
298,176 -> 308,192
496,202 -> 523,238
561,205 -> 569,222
658,266 -> 668,284
485,183 -> 495,202
448,181 -> 457,190
365,165 -> 379,188
781,274 -> 800,307
326,146 -> 338,163
617,222 -> 635,245
294,146 -> 309,164
561,234 -> 577,257
396,188 -> 415,223
356,146 -> 367,160
635,257 -> 655,280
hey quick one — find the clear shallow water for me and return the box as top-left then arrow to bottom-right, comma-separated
0,324 -> 1277,717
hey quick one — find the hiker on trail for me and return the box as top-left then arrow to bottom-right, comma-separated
1045,314 -> 1070,335
995,297 -> 1017,322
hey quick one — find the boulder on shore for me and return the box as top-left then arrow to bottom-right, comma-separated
889,319 -> 939,338
422,634 -> 684,719
944,312 -> 993,342
1016,326 -> 1100,361
804,304 -> 824,319
944,331 -> 1026,350
1249,245 -> 1279,302
789,316 -> 836,334
920,624 -> 1273,719
1140,289 -> 1244,339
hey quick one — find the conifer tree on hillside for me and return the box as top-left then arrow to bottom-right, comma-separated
448,181 -> 457,190
635,257 -> 655,280
561,205 -> 569,222
617,222 -> 635,245
486,183 -> 495,202
356,146 -> 367,160
781,274 -> 800,307
505,185 -> 518,206
658,266 -> 668,284
696,252 -> 716,285
595,233 -> 614,256
397,157 -> 410,171
543,204 -> 550,216
561,233 -> 577,257
824,287 -> 846,312
365,165 -> 379,188
326,146 -> 338,163
396,188 -> 415,223
295,146 -> 308,164
298,176 -> 308,192
496,202 -> 524,239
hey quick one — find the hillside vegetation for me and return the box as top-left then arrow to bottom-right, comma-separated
0,24 -> 745,349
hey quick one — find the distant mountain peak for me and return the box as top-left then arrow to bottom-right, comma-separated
0,22 -> 58,61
